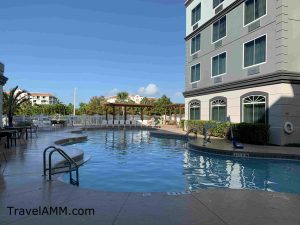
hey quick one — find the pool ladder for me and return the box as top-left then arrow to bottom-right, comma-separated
43,146 -> 79,186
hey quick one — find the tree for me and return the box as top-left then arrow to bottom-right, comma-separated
152,94 -> 172,116
116,92 -> 129,103
3,86 -> 31,126
85,96 -> 106,115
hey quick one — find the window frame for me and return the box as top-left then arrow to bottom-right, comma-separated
190,63 -> 201,84
189,100 -> 201,120
210,97 -> 227,121
243,34 -> 267,69
243,0 -> 267,27
191,3 -> 201,26
211,15 -> 227,44
213,0 -> 224,9
211,51 -> 227,78
240,92 -> 268,124
190,33 -> 201,56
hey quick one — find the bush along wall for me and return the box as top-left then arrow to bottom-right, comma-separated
185,120 -> 270,145
232,123 -> 270,145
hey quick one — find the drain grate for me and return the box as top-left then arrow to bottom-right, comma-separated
167,191 -> 192,196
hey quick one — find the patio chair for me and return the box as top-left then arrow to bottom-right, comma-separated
107,120 -> 113,127
28,125 -> 38,138
118,120 -> 125,128
125,120 -> 131,127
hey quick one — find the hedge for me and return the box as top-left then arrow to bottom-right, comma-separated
232,123 -> 270,145
185,120 -> 270,145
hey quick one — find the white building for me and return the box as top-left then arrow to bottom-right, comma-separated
30,93 -> 59,105
106,95 -> 145,104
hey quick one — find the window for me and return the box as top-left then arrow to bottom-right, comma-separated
244,0 -> 266,26
191,3 -> 201,26
243,95 -> 266,123
191,63 -> 200,83
211,99 -> 227,121
213,0 -> 224,9
189,101 -> 201,120
212,16 -> 226,43
212,52 -> 226,77
191,33 -> 201,54
244,35 -> 266,68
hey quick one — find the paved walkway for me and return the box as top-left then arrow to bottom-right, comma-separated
0,128 -> 300,225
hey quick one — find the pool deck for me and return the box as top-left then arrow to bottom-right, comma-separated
1,127 -> 300,225
151,125 -> 300,159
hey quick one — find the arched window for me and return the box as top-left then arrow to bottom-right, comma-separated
189,100 -> 201,120
211,98 -> 227,121
242,95 -> 266,124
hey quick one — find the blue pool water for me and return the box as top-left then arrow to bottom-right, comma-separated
62,130 -> 300,194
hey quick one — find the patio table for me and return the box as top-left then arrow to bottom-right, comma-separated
5,126 -> 31,140
0,130 -> 17,149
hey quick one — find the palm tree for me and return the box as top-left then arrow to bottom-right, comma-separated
116,92 -> 129,103
3,86 -> 31,126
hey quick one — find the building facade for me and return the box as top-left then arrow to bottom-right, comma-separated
106,95 -> 145,104
183,0 -> 300,145
0,62 -> 8,127
30,93 -> 59,105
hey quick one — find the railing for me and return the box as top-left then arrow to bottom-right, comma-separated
43,146 -> 79,186
6,115 -> 153,127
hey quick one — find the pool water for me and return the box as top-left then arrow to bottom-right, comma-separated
62,130 -> 300,194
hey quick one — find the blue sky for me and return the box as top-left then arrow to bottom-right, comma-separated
0,0 -> 185,105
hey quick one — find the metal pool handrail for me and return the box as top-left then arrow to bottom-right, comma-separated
43,146 -> 79,186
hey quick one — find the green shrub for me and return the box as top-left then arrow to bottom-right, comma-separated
186,120 -> 230,138
186,120 -> 270,145
232,123 -> 269,145
179,120 -> 185,129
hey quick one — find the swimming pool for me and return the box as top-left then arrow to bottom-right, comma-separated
62,129 -> 300,194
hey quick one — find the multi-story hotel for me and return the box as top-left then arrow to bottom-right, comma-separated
183,0 -> 300,145
30,93 -> 59,105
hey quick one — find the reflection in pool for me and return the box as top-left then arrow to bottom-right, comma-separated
62,129 -> 300,194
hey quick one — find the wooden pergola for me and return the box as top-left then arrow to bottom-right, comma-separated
164,104 -> 185,125
104,103 -> 154,124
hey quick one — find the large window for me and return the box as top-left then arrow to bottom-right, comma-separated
191,63 -> 201,83
191,33 -> 201,55
191,3 -> 201,26
212,52 -> 226,77
244,0 -> 266,26
189,101 -> 201,120
212,16 -> 226,43
213,0 -> 224,9
243,95 -> 266,123
244,35 -> 266,68
211,99 -> 227,121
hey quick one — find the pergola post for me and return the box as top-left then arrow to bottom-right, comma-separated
164,108 -> 167,125
112,106 -> 115,124
105,107 -> 108,121
169,108 -> 171,124
141,107 -> 144,121
174,106 -> 177,125
124,106 -> 127,124
179,106 -> 182,121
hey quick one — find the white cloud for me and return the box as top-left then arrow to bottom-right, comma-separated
108,88 -> 119,96
138,83 -> 159,96
174,92 -> 182,97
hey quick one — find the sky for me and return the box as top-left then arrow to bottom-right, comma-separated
0,0 -> 185,105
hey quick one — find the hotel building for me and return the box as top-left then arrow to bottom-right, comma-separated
183,0 -> 300,145
30,93 -> 59,105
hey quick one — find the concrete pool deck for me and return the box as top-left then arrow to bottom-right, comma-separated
151,125 -> 300,159
0,128 -> 300,225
